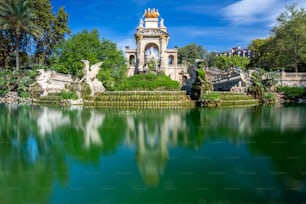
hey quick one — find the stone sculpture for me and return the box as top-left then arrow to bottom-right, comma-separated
181,59 -> 213,99
80,60 -> 105,97
35,60 -> 105,98
36,69 -> 73,96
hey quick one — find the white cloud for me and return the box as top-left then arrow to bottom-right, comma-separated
223,0 -> 306,26
223,0 -> 278,25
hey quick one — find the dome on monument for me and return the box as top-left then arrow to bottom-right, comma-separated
143,8 -> 160,18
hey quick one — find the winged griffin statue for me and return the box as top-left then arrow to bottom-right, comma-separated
80,60 -> 105,96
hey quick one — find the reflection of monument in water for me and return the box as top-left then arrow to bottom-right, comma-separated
37,107 -> 104,148
126,113 -> 186,186
36,107 -> 189,185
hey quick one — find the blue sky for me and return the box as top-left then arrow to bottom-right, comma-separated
51,0 -> 306,52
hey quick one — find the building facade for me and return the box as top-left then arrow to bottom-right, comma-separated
125,8 -> 187,84
217,46 -> 253,58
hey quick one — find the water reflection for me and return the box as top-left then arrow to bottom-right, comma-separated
0,104 -> 306,203
125,112 -> 187,186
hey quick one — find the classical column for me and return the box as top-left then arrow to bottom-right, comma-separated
137,35 -> 144,72
160,35 -> 165,71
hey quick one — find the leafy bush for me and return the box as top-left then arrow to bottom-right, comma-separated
20,92 -> 30,98
0,69 -> 38,97
60,91 -> 79,100
115,73 -> 180,91
201,92 -> 221,101
276,86 -> 306,99
262,92 -> 275,104
51,29 -> 127,80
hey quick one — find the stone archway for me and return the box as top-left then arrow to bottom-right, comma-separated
144,43 -> 159,62
144,43 -> 159,71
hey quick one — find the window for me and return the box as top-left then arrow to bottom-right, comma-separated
168,55 -> 174,65
129,55 -> 135,65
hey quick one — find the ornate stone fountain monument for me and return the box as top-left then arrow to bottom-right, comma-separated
125,8 -> 188,84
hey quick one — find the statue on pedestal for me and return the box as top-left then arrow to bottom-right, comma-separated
80,60 -> 105,96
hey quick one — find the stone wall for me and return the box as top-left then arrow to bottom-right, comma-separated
277,72 -> 306,87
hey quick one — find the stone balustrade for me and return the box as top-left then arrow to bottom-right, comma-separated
278,72 -> 306,87
282,72 -> 306,80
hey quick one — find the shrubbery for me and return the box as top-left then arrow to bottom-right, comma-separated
60,91 -> 78,100
262,92 -> 276,104
114,73 -> 180,91
200,92 -> 221,101
276,86 -> 306,99
0,69 -> 38,97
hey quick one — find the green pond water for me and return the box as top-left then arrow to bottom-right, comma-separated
0,104 -> 306,204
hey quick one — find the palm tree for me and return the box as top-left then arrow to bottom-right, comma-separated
0,0 -> 42,70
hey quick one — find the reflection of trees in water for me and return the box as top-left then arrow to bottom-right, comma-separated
0,105 -> 126,203
196,105 -> 306,192
0,105 -> 67,203
247,106 -> 306,191
0,104 -> 306,198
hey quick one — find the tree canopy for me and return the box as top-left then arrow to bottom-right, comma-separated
0,0 -> 70,69
50,29 -> 127,90
273,5 -> 306,72
248,5 -> 306,72
0,0 -> 42,70
216,55 -> 250,70
178,44 -> 208,65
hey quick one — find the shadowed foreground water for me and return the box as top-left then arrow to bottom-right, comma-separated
0,104 -> 306,204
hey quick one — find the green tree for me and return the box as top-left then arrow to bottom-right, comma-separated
0,0 -> 42,70
28,0 -> 70,64
231,55 -> 250,69
215,55 -> 250,70
53,7 -> 70,45
98,40 -> 127,90
207,51 -> 217,68
272,5 -> 306,72
51,30 -> 104,75
178,43 -> 207,65
51,30 -> 126,90
197,45 -> 208,65
215,55 -> 231,70
0,30 -> 14,69
28,0 -> 54,64
248,38 -> 266,68
248,37 -> 279,71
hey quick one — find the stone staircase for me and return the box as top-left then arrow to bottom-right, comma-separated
219,92 -> 259,107
87,91 -> 194,108
37,91 -> 195,108
198,91 -> 259,107
37,93 -> 63,106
